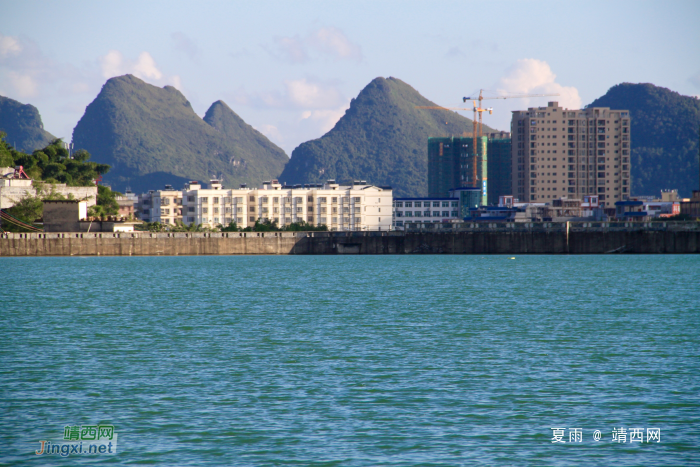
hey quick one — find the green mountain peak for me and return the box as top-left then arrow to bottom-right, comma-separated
279,76 -> 494,197
588,82 -> 700,196
0,95 -> 56,153
72,74 -> 288,193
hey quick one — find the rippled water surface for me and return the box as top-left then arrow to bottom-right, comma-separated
1,255 -> 699,466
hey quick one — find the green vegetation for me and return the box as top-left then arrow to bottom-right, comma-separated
230,219 -> 328,232
0,135 -> 121,231
588,83 -> 700,197
1,132 -> 110,185
0,95 -> 56,153
1,184 -> 68,232
278,77 -> 495,197
72,74 -> 289,194
140,219 -> 328,233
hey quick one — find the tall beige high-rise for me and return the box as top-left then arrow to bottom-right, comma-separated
510,102 -> 630,206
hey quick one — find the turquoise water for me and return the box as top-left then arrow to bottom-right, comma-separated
1,255 -> 699,466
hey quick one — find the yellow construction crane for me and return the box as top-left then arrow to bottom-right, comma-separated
417,91 -> 560,189
463,89 -> 560,139
415,103 -> 492,189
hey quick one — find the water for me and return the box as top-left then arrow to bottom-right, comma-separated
1,255 -> 699,466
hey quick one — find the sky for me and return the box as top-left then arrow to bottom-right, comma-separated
2,0 -> 699,156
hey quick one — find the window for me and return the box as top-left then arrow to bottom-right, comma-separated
294,197 -> 302,203
250,216 -> 255,222
424,211 -> 431,217
451,201 -> 458,208
249,196 -> 255,202
188,207 -> 194,213
261,197 -> 268,203
319,197 -> 326,203
433,202 -> 440,207
354,197 -> 360,202
202,207 -> 208,214
442,201 -> 449,207
396,202 -> 403,208
213,207 -> 219,214
404,211 -> 412,217
200,197 -> 208,203
414,202 -> 421,207
405,202 -> 412,207
451,211 -> 458,217
433,211 -> 440,217
442,211 -> 449,217
332,197 -> 337,203
213,197 -> 219,203
308,196 -> 313,202
249,206 -> 255,212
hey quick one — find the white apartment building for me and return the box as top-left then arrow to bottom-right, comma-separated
511,101 -> 631,207
181,179 -> 393,231
136,186 -> 182,225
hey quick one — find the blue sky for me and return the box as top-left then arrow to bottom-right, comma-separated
2,0 -> 699,155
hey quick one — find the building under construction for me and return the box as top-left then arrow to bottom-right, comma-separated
428,133 -> 512,206
485,133 -> 512,205
428,136 -> 487,205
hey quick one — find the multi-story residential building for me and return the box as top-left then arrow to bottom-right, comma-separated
181,179 -> 393,231
511,101 -> 630,206
136,185 -> 183,224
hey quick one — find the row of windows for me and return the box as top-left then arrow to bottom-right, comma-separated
396,211 -> 458,218
395,201 -> 458,208
189,196 -> 366,204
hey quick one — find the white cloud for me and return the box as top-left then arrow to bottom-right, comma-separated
0,34 -> 22,58
299,105 -> 349,134
233,78 -> 345,110
495,58 -> 582,109
232,79 -> 350,155
171,32 -> 200,61
308,27 -> 362,61
7,71 -> 37,97
690,70 -> 700,90
98,50 -> 181,90
269,27 -> 362,64
99,50 -> 163,80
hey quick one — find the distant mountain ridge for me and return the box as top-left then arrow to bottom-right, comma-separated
0,95 -> 56,153
588,83 -> 700,196
71,75 -> 288,194
279,77 -> 495,197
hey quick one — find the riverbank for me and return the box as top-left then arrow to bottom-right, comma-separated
2,222 -> 699,255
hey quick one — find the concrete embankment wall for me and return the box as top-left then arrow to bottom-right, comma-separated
2,225 -> 699,256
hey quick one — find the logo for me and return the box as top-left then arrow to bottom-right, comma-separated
35,424 -> 118,457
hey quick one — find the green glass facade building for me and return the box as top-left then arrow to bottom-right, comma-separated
428,135 -> 512,206
486,136 -> 512,205
428,136 -> 488,205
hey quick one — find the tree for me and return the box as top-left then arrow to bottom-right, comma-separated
96,184 -> 120,215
